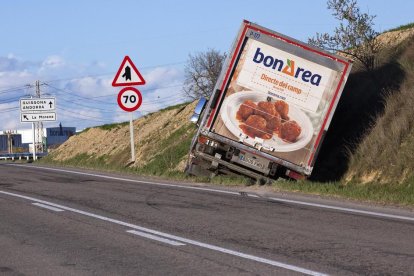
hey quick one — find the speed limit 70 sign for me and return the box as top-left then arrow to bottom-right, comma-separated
117,87 -> 143,112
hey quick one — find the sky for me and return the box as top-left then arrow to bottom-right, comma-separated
1,0 -> 413,131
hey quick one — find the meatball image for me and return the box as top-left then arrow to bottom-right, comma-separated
246,115 -> 267,130
240,115 -> 272,139
236,100 -> 257,121
266,112 -> 281,132
234,98 -> 303,143
274,100 -> 289,121
255,101 -> 277,120
280,120 -> 301,143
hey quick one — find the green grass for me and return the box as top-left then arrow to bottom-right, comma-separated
209,175 -> 253,186
270,179 -> 414,206
41,153 -> 120,171
40,123 -> 198,179
134,124 -> 196,176
158,102 -> 190,112
141,102 -> 191,118
384,22 -> 414,33
39,149 -> 414,205
98,121 -> 129,131
72,102 -> 191,133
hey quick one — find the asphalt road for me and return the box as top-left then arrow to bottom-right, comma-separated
1,163 -> 413,275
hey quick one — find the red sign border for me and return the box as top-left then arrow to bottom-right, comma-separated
117,87 -> 143,112
112,56 -> 146,87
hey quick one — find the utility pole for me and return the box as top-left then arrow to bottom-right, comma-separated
35,80 -> 44,154
5,130 -> 14,154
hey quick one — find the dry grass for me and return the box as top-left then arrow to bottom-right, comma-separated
346,38 -> 414,184
46,102 -> 195,167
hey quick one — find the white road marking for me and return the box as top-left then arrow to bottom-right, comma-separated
32,202 -> 64,212
7,164 -> 240,196
7,164 -> 414,222
0,190 -> 326,276
127,230 -> 186,246
269,197 -> 414,222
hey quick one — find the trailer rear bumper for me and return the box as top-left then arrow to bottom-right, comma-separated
189,151 -> 277,183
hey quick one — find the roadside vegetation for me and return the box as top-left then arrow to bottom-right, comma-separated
385,22 -> 414,33
39,9 -> 414,206
40,102 -> 199,180
345,41 -> 414,184
272,179 -> 414,206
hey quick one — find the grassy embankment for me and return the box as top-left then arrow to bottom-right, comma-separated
40,103 -> 251,186
288,27 -> 414,205
39,25 -> 414,206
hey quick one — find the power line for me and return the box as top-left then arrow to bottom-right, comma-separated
43,61 -> 186,84
0,107 -> 19,113
57,107 -> 108,122
45,82 -> 187,105
0,59 -> 185,96
56,97 -> 126,113
48,91 -> 185,112
0,86 -> 29,95
44,83 -> 116,105
57,111 -> 108,123
0,96 -> 23,104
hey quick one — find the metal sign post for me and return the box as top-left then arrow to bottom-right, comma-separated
20,90 -> 57,160
32,122 -> 36,160
116,87 -> 143,162
113,56 -> 145,163
129,112 -> 135,161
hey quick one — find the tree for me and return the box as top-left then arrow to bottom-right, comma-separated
183,49 -> 226,99
308,0 -> 382,71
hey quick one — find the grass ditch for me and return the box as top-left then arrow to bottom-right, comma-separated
38,151 -> 414,206
268,179 -> 414,206
40,123 -> 198,179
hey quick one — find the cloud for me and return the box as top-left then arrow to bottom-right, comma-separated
137,66 -> 186,113
41,55 -> 66,69
0,102 -> 20,130
0,54 -> 39,72
64,76 -> 113,97
0,71 -> 36,91
144,66 -> 183,89
0,54 -> 186,131
112,111 -> 131,123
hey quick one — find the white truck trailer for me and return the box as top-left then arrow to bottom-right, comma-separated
187,20 -> 353,182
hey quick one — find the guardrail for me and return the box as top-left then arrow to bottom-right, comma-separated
0,152 -> 47,161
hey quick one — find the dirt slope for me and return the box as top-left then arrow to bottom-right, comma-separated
311,27 -> 414,184
378,28 -> 414,46
49,101 -> 197,171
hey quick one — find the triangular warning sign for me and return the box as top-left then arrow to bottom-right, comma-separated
112,56 -> 146,87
